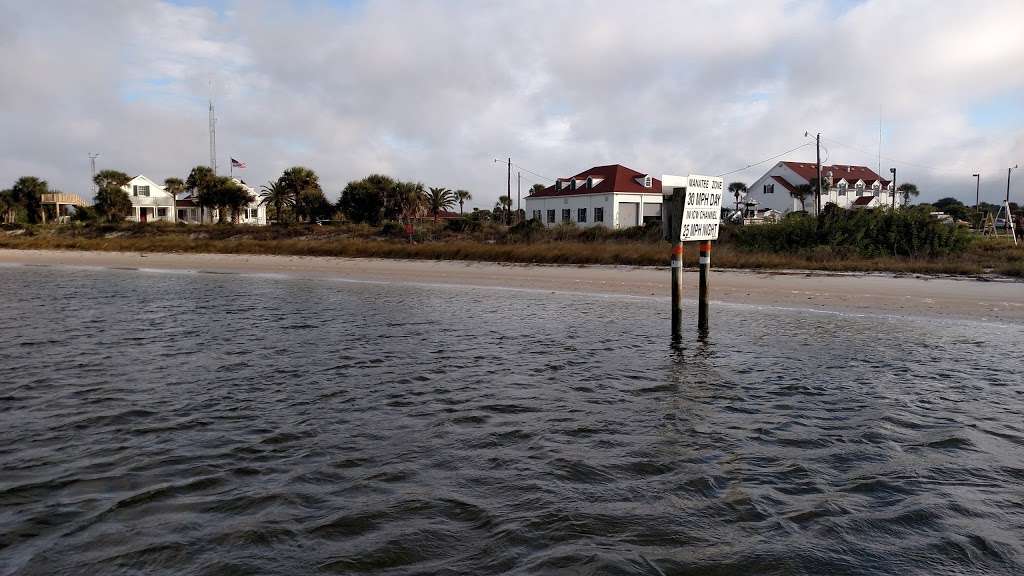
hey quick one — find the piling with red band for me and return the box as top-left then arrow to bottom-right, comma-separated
671,242 -> 684,338
698,241 -> 711,332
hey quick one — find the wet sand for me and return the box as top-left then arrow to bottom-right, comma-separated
2,249 -> 1021,323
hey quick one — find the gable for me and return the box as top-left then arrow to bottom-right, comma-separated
124,174 -> 170,198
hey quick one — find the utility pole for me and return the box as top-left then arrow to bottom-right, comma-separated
88,153 -> 100,195
517,171 -> 521,224
973,173 -> 981,227
890,167 -> 896,209
815,132 -> 822,216
506,157 -> 511,225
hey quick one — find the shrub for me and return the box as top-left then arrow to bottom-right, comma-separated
733,207 -> 971,257
380,221 -> 406,238
446,217 -> 483,234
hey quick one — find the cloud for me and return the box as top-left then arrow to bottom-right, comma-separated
1,0 -> 1022,206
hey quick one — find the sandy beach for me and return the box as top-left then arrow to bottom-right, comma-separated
2,248 -> 1022,323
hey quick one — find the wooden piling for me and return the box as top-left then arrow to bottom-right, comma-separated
698,240 -> 711,332
671,242 -> 684,338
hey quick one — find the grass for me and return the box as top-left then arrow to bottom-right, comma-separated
1,221 -> 1022,278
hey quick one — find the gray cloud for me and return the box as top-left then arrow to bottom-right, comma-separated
1,0 -> 1022,207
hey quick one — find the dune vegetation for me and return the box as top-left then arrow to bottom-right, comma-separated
2,208 -> 1022,278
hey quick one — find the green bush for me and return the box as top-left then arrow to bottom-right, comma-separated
446,217 -> 483,233
733,206 -> 971,257
379,221 -> 406,238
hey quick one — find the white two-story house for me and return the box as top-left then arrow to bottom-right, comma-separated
525,164 -> 663,229
744,161 -> 900,214
125,174 -> 266,225
124,175 -> 176,223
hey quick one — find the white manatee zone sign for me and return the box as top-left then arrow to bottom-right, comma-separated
679,174 -> 724,241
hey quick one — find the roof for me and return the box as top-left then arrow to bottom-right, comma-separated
528,164 -> 661,198
126,174 -> 165,189
770,175 -> 799,194
852,195 -> 875,206
781,162 -> 890,186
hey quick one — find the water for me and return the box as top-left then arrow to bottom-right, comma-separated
1,264 -> 1022,576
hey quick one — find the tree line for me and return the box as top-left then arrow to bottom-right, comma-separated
335,175 -> 475,225
1,168 -> 497,227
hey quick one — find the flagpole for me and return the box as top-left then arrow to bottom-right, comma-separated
230,158 -> 233,179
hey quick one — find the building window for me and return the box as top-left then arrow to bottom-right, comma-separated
532,210 -> 541,221
594,207 -> 604,222
561,209 -> 571,223
856,183 -> 865,196
763,183 -> 774,194
547,209 -> 555,223
643,175 -> 652,188
157,208 -> 167,218
133,185 -> 150,197
838,183 -> 847,196
577,208 -> 587,222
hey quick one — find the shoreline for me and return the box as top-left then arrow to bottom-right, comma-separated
3,248 -> 1023,323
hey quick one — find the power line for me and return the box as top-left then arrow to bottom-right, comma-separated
493,158 -> 555,183
819,135 -> 966,175
716,142 -> 813,178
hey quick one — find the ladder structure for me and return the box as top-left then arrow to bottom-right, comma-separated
992,201 -> 1019,246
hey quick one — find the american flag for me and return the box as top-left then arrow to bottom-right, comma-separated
231,158 -> 247,168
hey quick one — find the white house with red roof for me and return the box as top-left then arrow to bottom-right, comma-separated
744,161 -> 900,214
525,164 -> 663,229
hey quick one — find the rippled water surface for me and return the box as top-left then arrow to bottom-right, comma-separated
1,265 -> 1023,575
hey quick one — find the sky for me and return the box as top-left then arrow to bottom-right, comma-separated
1,0 -> 1023,209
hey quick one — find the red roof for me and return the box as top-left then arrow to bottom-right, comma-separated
781,162 -> 889,186
852,195 -> 875,206
528,164 -> 662,198
770,175 -> 798,194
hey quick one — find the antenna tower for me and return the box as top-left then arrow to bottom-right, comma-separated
88,153 -> 100,194
209,98 -> 217,175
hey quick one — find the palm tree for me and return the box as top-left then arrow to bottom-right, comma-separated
163,177 -> 185,221
259,180 -> 293,223
277,166 -> 321,223
495,195 -> 513,225
897,183 -> 919,207
0,190 -> 17,224
791,184 -> 811,213
185,166 -> 217,222
529,183 -> 546,196
390,181 -> 425,223
229,187 -> 256,223
295,188 -> 331,223
92,170 -> 132,222
455,189 -> 472,214
728,181 -> 747,213
10,176 -> 48,223
425,187 -> 456,223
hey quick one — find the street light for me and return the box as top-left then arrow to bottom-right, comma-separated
889,167 -> 896,209
972,173 -> 981,229
1008,164 -> 1019,204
